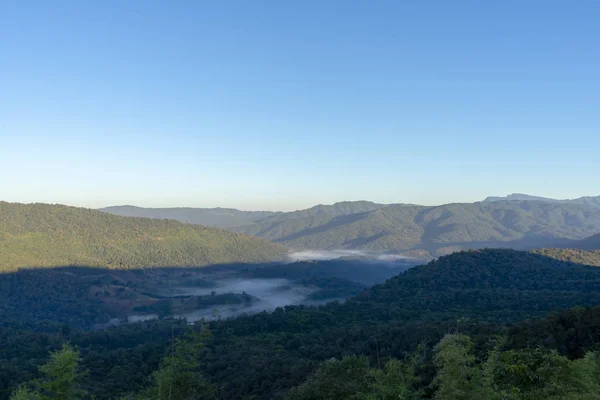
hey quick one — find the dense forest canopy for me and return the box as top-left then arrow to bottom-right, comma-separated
102,198 -> 600,256
232,201 -> 600,255
4,249 -> 600,399
0,202 -> 285,272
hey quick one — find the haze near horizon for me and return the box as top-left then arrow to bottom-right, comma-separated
2,1 -> 599,210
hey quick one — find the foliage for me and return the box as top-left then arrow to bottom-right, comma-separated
432,334 -> 476,400
232,200 -> 600,254
130,328 -> 217,400
0,202 -> 284,272
10,344 -> 83,400
6,250 -> 600,399
534,248 -> 600,266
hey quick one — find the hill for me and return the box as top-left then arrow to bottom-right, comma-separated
572,232 -> 600,250
99,205 -> 279,228
233,201 -> 600,255
4,249 -> 600,399
484,193 -> 600,207
533,248 -> 600,266
0,202 -> 285,272
196,248 -> 600,398
99,199 -> 600,255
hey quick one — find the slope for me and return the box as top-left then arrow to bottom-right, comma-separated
484,193 -> 600,207
234,201 -> 600,254
198,249 -> 600,399
99,205 -> 279,228
573,232 -> 600,250
0,202 -> 285,272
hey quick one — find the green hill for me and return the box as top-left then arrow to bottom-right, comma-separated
4,248 -> 600,399
196,248 -> 600,399
233,201 -> 600,255
100,199 -> 600,256
533,248 -> 600,266
0,202 -> 285,272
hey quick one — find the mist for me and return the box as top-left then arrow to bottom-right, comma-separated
121,250 -> 420,324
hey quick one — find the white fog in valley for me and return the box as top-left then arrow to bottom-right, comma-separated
118,251 -> 419,324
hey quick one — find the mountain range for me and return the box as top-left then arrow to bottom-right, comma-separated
99,205 -> 281,228
102,195 -> 600,256
0,202 -> 285,272
484,193 -> 600,207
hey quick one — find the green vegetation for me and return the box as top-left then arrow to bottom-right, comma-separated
100,199 -> 600,256
284,333 -> 600,400
9,344 -> 83,400
534,248 -> 600,266
10,327 -> 600,400
5,249 -> 600,399
0,202 -> 285,272
232,201 -> 600,255
194,249 -> 600,399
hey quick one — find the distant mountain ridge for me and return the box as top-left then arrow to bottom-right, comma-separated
99,205 -> 280,228
232,201 -> 600,255
101,197 -> 600,256
0,202 -> 285,272
573,233 -> 600,251
484,193 -> 600,207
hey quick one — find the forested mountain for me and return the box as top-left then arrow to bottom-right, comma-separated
194,249 -> 600,398
534,248 -> 600,266
233,201 -> 600,255
573,232 -> 600,250
0,202 -> 284,272
100,199 -> 600,256
99,205 -> 280,228
5,249 -> 600,399
484,193 -> 600,207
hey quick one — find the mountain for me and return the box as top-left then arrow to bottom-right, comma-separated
483,193 -> 560,202
4,248 -> 600,399
99,205 -> 280,228
484,193 -> 600,207
233,201 -> 600,255
573,232 -> 600,250
196,248 -> 600,399
0,202 -> 285,272
99,199 -> 600,256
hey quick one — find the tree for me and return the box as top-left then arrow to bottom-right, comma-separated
285,356 -> 372,400
10,344 -> 83,400
432,334 -> 477,400
9,386 -> 41,400
134,327 -> 216,400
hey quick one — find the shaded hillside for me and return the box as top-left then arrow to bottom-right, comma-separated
234,201 -> 600,255
4,249 -> 600,399
573,232 -> 600,250
0,202 -> 285,272
99,205 -> 279,228
196,249 -> 600,398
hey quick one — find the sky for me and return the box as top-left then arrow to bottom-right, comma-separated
1,1 -> 599,211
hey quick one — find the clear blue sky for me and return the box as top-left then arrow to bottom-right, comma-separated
1,1 -> 599,211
